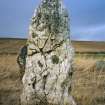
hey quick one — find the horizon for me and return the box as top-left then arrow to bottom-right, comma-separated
0,0 -> 105,41
0,37 -> 105,42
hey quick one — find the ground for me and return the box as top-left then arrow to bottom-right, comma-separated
0,38 -> 105,105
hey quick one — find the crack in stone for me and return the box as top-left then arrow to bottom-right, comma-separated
28,39 -> 64,56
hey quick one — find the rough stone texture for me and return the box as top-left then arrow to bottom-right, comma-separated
21,0 -> 76,105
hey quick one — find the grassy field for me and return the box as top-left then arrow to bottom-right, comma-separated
0,38 -> 105,105
72,57 -> 105,105
0,55 -> 22,105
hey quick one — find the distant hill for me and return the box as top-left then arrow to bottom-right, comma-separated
0,38 -> 26,54
0,38 -> 105,54
72,41 -> 105,53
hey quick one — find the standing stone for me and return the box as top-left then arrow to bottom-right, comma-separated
21,0 -> 76,105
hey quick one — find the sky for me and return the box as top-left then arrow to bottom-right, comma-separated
0,0 -> 105,41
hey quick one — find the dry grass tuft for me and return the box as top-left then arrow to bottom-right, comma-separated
72,56 -> 105,105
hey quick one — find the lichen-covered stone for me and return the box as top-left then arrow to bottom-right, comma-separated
17,45 -> 27,79
21,0 -> 76,105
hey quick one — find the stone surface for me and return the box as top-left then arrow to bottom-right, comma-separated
21,0 -> 76,105
17,45 -> 27,79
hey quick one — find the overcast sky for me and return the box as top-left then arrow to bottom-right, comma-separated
0,0 -> 105,41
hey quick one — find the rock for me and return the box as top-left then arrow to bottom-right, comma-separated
21,0 -> 77,105
17,45 -> 27,79
95,60 -> 105,71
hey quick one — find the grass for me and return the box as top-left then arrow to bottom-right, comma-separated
72,41 -> 105,52
72,56 -> 105,105
0,38 -> 26,54
0,55 -> 22,105
0,38 -> 105,105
